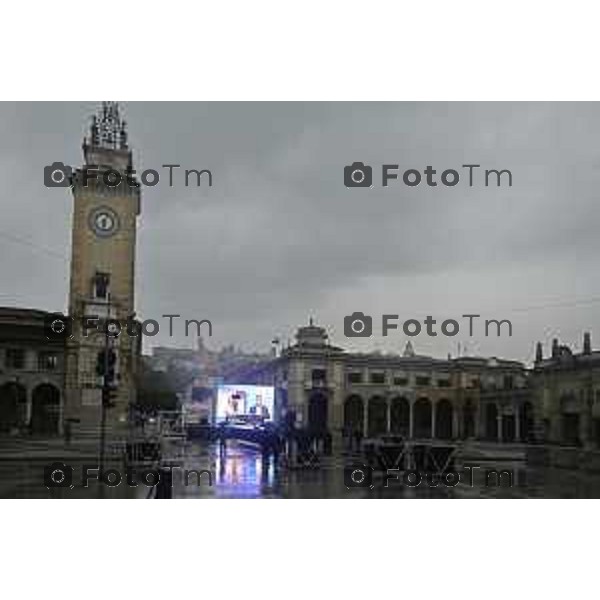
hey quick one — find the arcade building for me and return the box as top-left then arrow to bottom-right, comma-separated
273,321 -> 535,443
0,308 -> 64,434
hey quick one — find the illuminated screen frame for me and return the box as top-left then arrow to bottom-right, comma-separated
216,384 -> 275,422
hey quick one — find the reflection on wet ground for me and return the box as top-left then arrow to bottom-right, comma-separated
3,437 -> 600,498
170,442 -> 502,498
165,440 -> 600,499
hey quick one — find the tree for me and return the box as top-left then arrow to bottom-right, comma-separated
136,364 -> 178,412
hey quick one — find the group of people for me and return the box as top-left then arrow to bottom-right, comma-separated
216,421 -> 333,467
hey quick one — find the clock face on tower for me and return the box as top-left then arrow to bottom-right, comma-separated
88,206 -> 120,238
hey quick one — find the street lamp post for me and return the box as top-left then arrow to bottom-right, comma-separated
99,307 -> 110,477
99,294 -> 117,478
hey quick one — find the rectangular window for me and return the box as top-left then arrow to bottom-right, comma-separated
312,369 -> 326,380
370,373 -> 385,384
6,348 -> 25,370
93,272 -> 110,300
311,369 -> 327,383
468,378 -> 480,389
347,372 -> 363,384
416,376 -> 431,386
393,377 -> 409,386
38,352 -> 58,371
438,379 -> 451,388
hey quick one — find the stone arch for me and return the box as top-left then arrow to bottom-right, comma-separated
367,396 -> 387,438
344,395 -> 364,436
413,397 -> 432,438
485,403 -> 498,440
559,394 -> 580,446
0,382 -> 26,432
435,399 -> 453,440
520,401 -> 534,442
463,399 -> 475,439
502,412 -> 516,442
390,397 -> 410,436
31,383 -> 61,435
308,392 -> 328,432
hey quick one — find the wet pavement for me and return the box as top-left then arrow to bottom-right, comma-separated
3,436 -> 600,498
160,440 -> 600,499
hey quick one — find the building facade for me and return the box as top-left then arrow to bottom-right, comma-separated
274,321 -> 533,442
532,332 -> 600,448
0,308 -> 64,434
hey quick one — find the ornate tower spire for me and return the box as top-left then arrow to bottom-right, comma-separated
82,102 -> 134,174
86,101 -> 128,150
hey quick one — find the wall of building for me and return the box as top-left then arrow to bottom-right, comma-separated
0,312 -> 65,434
275,324 -> 533,442
532,337 -> 600,447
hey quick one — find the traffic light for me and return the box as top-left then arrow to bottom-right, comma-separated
96,347 -> 118,401
102,386 -> 118,408
95,349 -> 117,383
106,348 -> 117,386
96,350 -> 105,378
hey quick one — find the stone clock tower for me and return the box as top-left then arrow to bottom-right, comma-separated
64,102 -> 141,434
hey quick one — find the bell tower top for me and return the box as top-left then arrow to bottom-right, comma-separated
87,101 -> 128,149
82,102 -> 132,171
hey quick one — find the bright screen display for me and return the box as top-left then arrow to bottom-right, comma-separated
216,384 -> 274,422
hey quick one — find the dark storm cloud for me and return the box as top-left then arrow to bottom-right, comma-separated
1,102 -> 599,362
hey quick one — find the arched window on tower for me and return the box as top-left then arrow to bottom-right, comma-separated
93,272 -> 110,300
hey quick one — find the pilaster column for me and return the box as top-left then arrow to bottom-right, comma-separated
25,386 -> 32,425
452,405 -> 460,439
386,399 -> 391,434
363,399 -> 369,437
474,406 -> 481,439
514,404 -> 521,442
550,414 -> 561,443
580,411 -> 591,448
431,401 -> 436,439
497,413 -> 503,443
295,393 -> 306,429
408,400 -> 414,439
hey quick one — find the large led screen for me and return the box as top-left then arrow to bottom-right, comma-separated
216,384 -> 274,422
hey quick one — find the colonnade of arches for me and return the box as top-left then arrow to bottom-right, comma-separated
342,395 -> 459,440
337,395 -> 532,441
482,401 -> 535,442
0,382 -> 61,434
286,391 -> 535,442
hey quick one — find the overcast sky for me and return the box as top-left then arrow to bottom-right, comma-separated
1,102 -> 599,363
